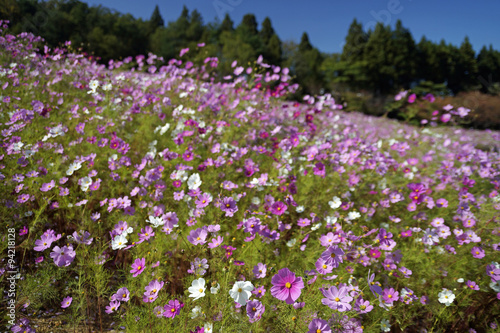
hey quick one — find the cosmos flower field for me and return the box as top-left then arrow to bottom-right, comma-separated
1,23 -> 500,332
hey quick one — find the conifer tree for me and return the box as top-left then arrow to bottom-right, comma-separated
149,5 -> 164,29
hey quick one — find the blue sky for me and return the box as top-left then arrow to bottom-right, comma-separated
80,0 -> 500,54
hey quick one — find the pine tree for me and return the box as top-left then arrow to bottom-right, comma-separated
299,32 -> 313,53
477,45 -> 500,93
341,19 -> 367,62
187,9 -> 204,41
238,14 -> 258,36
260,17 -> 275,45
149,5 -> 164,30
392,20 -> 416,89
363,23 -> 395,94
236,14 -> 261,54
266,33 -> 282,64
220,13 -> 234,32
453,36 -> 478,92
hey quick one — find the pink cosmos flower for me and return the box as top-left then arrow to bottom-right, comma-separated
34,233 -> 55,251
40,180 -> 55,192
466,280 -> 479,290
253,263 -> 267,279
246,299 -> 265,323
114,287 -> 130,302
382,287 -> 399,304
401,230 -> 412,237
471,246 -> 485,259
187,228 -> 207,246
436,198 -> 448,208
308,318 -> 331,333
208,236 -> 223,249
270,201 -> 287,215
105,300 -> 120,314
252,286 -> 266,298
130,258 -> 146,277
19,226 -> 28,236
321,283 -> 353,311
143,279 -> 164,303
270,268 -> 304,305
320,245 -> 345,268
50,245 -> 76,267
163,299 -> 183,318
441,113 -> 451,122
61,296 -> 72,308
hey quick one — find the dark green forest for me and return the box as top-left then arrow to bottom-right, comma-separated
2,0 -> 500,98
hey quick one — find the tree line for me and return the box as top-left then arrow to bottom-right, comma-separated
2,0 -> 500,96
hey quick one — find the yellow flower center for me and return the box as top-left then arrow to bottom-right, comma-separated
285,282 -> 291,289
335,297 -> 340,302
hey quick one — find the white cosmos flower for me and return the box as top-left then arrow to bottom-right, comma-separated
437,289 -> 455,306
325,216 -> 338,226
311,223 -> 322,231
147,215 -> 165,228
102,83 -> 112,91
154,123 -> 170,135
121,227 -> 133,238
80,176 -> 92,192
12,141 -> 24,152
67,162 -> 82,176
210,283 -> 220,294
348,211 -> 361,220
329,196 -> 342,209
204,323 -> 213,333
88,79 -> 99,94
111,234 -> 127,250
380,318 -> 391,332
229,281 -> 254,306
188,173 -> 202,190
188,278 -> 206,301
190,306 -> 203,319
296,205 -> 304,213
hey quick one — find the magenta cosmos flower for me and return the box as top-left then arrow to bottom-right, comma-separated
130,258 -> 146,277
270,201 -> 287,215
163,299 -> 183,318
270,268 -> 304,304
